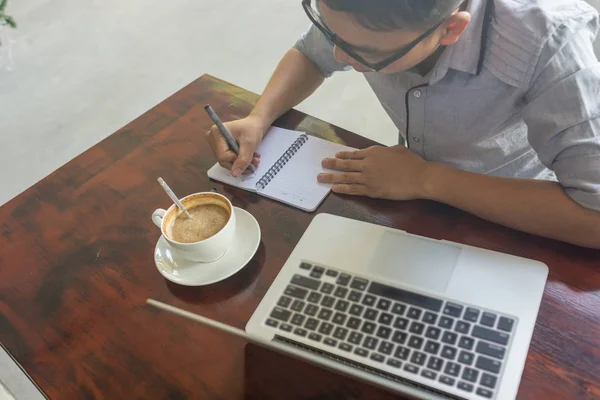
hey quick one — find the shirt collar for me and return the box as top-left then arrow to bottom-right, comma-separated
429,0 -> 492,85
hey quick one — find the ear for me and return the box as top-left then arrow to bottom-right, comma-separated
439,11 -> 471,46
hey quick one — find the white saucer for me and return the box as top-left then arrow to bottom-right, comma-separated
154,207 -> 261,286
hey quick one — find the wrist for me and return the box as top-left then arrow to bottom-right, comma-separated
420,162 -> 449,201
246,113 -> 271,138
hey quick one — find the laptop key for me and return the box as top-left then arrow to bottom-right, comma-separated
362,294 -> 377,306
370,353 -> 385,363
472,325 -> 509,345
350,277 -> 369,290
463,307 -> 480,322
455,320 -> 471,334
364,308 -> 379,321
291,314 -> 305,326
266,319 -> 278,328
310,266 -> 325,278
392,303 -> 406,316
378,312 -> 393,326
462,367 -> 479,383
476,387 -> 494,398
408,336 -> 424,350
404,364 -> 419,374
300,262 -> 312,270
305,318 -> 319,331
347,317 -> 361,330
423,312 -> 437,324
320,283 -> 334,295
424,340 -> 440,355
409,322 -> 425,335
293,328 -> 307,337
361,322 -> 376,335
480,312 -> 497,327
305,304 -> 319,317
333,327 -> 349,341
334,286 -> 349,299
394,346 -> 410,360
443,302 -> 463,318
336,273 -> 352,286
325,269 -> 338,277
363,336 -> 379,350
427,356 -> 443,371
339,343 -> 353,352
307,292 -> 321,304
324,338 -> 337,347
318,322 -> 334,336
480,373 -> 498,389
270,307 -> 292,322
368,282 -> 443,312
438,316 -> 454,329
394,317 -> 409,330
348,290 -> 363,303
284,285 -> 308,300
410,351 -> 427,366
321,296 -> 336,308
444,361 -> 461,377
278,296 -> 292,308
425,326 -> 441,340
376,326 -> 392,340
458,336 -> 475,350
441,345 -> 457,360
291,274 -> 321,290
421,370 -> 437,380
291,299 -> 305,312
392,331 -> 408,345
308,333 -> 322,342
280,323 -> 293,332
442,331 -> 458,345
407,307 -> 422,320
354,348 -> 369,357
439,376 -> 455,386
337,302 -> 352,317
378,341 -> 394,355
349,304 -> 364,316
387,358 -> 402,368
458,350 -> 475,366
332,312 -> 347,326
376,298 -> 391,311
476,356 -> 502,374
317,308 -> 332,321
498,316 -> 515,332
457,381 -> 474,393
476,341 -> 506,360
348,332 -> 363,345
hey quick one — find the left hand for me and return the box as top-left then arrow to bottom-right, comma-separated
318,145 -> 432,200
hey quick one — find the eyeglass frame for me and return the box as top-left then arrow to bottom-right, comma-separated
302,0 -> 467,72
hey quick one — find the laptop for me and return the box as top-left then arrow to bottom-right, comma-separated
149,213 -> 548,400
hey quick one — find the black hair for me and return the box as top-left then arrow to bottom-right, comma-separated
320,0 -> 464,32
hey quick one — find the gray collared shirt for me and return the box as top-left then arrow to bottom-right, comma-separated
295,0 -> 600,212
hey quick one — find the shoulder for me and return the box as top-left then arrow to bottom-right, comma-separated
486,0 -> 599,87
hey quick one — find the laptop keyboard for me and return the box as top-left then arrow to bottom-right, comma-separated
264,263 -> 516,400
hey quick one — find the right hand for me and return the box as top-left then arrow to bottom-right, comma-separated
205,115 -> 267,177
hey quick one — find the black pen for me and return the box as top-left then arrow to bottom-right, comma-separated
204,105 -> 256,174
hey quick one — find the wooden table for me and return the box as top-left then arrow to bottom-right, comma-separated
0,74 -> 598,399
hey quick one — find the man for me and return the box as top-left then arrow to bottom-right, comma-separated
206,0 -> 600,249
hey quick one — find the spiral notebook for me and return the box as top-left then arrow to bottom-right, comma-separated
207,127 -> 355,212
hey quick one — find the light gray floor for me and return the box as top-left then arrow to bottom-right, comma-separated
0,0 -> 397,206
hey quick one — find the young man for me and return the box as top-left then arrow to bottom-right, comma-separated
206,0 -> 600,249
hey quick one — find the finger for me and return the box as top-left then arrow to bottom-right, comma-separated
254,152 -> 261,159
232,141 -> 257,177
207,125 -> 235,162
251,157 -> 260,168
322,158 -> 362,172
317,172 -> 363,184
332,184 -> 368,196
335,149 -> 367,160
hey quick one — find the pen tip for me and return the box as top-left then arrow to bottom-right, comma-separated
204,105 -> 211,110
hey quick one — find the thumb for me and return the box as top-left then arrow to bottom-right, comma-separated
231,142 -> 256,177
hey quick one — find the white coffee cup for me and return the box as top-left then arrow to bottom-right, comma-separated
152,192 -> 236,263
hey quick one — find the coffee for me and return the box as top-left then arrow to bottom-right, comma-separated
168,203 -> 230,243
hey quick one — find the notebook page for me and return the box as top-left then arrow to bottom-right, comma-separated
260,136 -> 355,211
207,127 -> 303,191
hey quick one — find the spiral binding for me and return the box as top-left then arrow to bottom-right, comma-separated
255,134 -> 309,191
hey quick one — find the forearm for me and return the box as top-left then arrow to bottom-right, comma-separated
423,164 -> 600,249
250,48 -> 325,129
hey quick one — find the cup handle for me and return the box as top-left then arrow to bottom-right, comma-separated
152,209 -> 167,228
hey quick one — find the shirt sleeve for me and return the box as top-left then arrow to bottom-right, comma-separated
521,10 -> 600,212
294,24 -> 350,77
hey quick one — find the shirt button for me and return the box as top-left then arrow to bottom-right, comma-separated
413,90 -> 422,98
413,136 -> 420,143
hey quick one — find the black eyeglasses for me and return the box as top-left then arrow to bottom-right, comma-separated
302,0 -> 465,72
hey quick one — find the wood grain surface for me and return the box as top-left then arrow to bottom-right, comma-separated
0,74 -> 598,399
